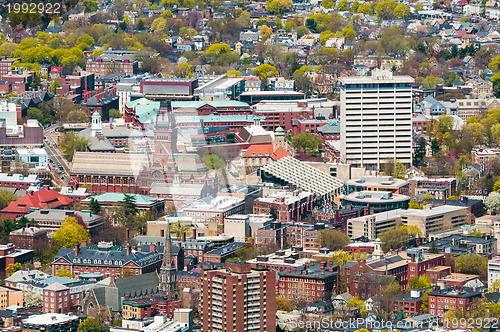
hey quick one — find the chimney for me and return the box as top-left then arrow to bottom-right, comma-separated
321,270 -> 325,275
74,243 -> 80,256
192,228 -> 197,240
81,240 -> 87,247
126,228 -> 130,241
149,244 -> 156,253
126,243 -> 131,256
178,243 -> 181,249
182,232 -> 186,242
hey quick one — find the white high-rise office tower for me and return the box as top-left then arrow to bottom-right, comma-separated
339,69 -> 414,170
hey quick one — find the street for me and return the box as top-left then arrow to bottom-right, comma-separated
43,122 -> 70,186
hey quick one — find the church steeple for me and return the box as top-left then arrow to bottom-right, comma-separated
159,222 -> 177,297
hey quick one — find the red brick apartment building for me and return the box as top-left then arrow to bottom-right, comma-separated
428,286 -> 483,320
201,260 -> 276,332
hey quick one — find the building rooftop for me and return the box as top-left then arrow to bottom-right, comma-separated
344,191 -> 410,203
345,176 -> 408,188
259,156 -> 343,196
22,313 -> 79,325
83,193 -> 161,205
187,195 -> 243,210
71,152 -> 150,176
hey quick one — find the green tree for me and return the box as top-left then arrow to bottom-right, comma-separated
260,25 -> 273,42
202,153 -> 226,170
53,217 -> 89,247
291,132 -> 322,154
408,200 -> 421,209
357,3 -> 373,14
109,109 -> 121,119
0,189 -> 18,210
375,0 -> 398,20
78,317 -> 103,332
253,64 -> 279,81
296,26 -> 309,38
414,2 -> 424,12
316,229 -> 350,250
55,269 -> 74,278
408,275 -> 431,290
468,229 -> 483,237
292,72 -> 313,94
379,227 -> 408,252
50,79 -> 60,94
392,160 -> 406,179
174,63 -> 194,78
429,241 -> 439,254
422,76 -> 442,89
347,297 -> 367,317
489,279 -> 500,293
6,262 -> 22,276
89,197 -> 101,215
59,131 -> 89,162
337,0 -> 349,11
455,254 -> 488,279
118,194 -> 139,218
284,21 -> 297,32
266,0 -> 293,15
431,138 -> 441,156
394,3 -> 410,19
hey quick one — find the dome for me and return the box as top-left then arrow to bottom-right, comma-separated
275,126 -> 284,133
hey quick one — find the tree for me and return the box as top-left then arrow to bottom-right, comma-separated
59,131 -> 89,162
485,191 -> 500,213
422,76 -> 442,89
379,227 -> 408,252
206,43 -> 231,55
455,254 -> 488,279
50,79 -> 60,94
118,194 -> 139,219
78,318 -> 104,332
284,21 -> 297,32
408,275 -> 431,290
429,241 -> 439,254
392,160 -> 406,179
337,0 -> 349,11
291,133 -> 322,154
52,217 -> 89,249
24,292 -> 42,307
253,64 -> 278,81
174,63 -> 194,78
394,3 -> 410,19
296,26 -> 309,38
6,262 -> 22,276
266,0 -> 293,15
202,153 -> 226,171
375,0 -> 398,20
260,25 -> 273,42
226,70 -> 242,78
347,297 -> 367,317
489,279 -> 500,293
109,109 -> 121,119
357,3 -> 373,14
276,297 -> 293,311
292,72 -> 313,94
413,137 -> 426,165
316,229 -> 350,250
468,229 -> 483,237
55,269 -> 74,278
414,2 -> 424,12
0,189 -> 18,210
408,200 -> 421,209
89,198 -> 101,215
122,268 -> 134,277
431,138 -> 441,156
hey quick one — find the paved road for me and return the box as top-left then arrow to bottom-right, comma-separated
43,122 -> 70,186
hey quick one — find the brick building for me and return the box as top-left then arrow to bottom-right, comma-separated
253,191 -> 315,223
9,227 -> 48,250
471,147 -> 500,174
52,242 -> 162,278
408,177 -> 457,197
201,260 -> 276,332
0,173 -> 43,191
86,58 -> 138,78
0,186 -> 73,219
278,261 -> 339,302
21,313 -> 80,332
427,286 -> 483,320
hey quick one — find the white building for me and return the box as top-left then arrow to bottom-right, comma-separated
488,258 -> 500,288
339,69 -> 414,170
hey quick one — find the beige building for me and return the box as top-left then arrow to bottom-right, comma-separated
347,205 -> 469,239
0,286 -> 23,309
224,215 -> 250,242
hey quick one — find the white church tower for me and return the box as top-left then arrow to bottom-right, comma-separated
91,111 -> 102,137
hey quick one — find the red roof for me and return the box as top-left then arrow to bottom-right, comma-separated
50,66 -> 63,73
242,144 -> 274,158
271,146 -> 292,161
1,187 -> 74,215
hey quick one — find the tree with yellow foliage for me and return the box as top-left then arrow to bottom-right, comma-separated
52,217 -> 89,249
260,25 -> 273,41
